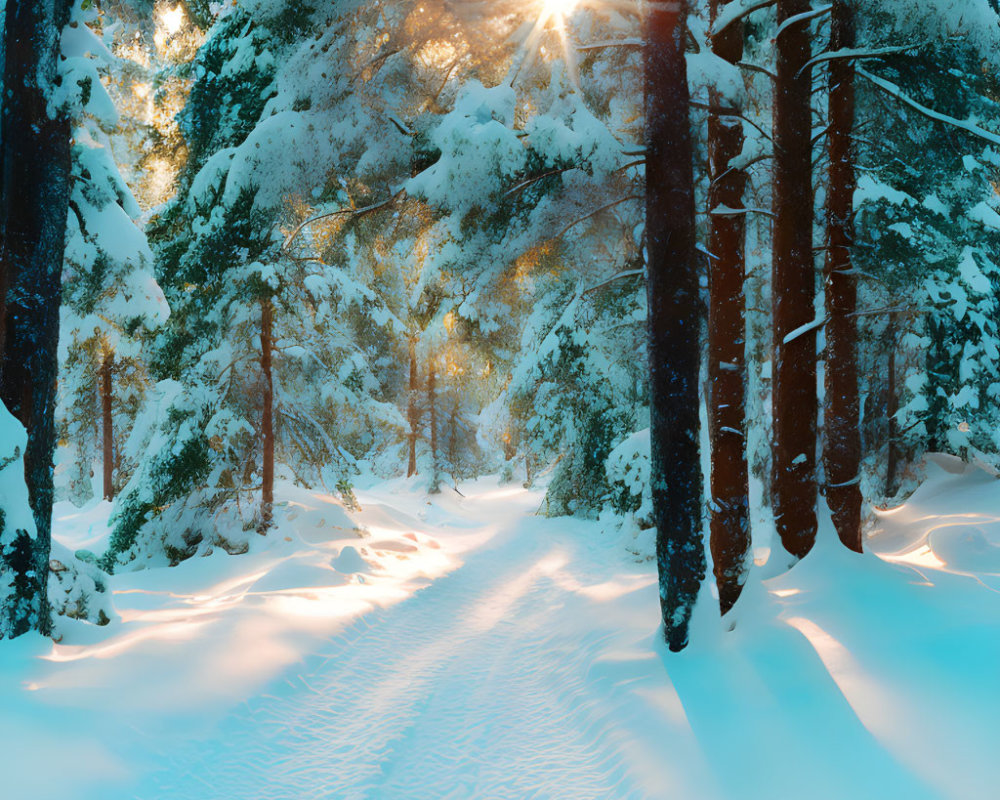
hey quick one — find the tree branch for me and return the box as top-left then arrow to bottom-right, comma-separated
282,191 -> 405,254
858,67 -> 1000,147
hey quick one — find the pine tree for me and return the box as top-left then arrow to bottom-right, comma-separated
823,0 -> 862,552
707,0 -> 751,614
770,0 -> 817,561
645,0 -> 704,651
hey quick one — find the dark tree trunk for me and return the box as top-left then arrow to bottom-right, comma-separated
100,352 -> 114,501
771,0 -> 817,561
0,0 -> 72,638
645,0 -> 705,652
407,336 -> 419,478
885,311 -> 899,499
260,298 -> 274,532
707,0 -> 751,615
823,0 -> 862,552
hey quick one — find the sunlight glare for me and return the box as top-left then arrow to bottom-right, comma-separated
161,4 -> 185,35
543,0 -> 579,20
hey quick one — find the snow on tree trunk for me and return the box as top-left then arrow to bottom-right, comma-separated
644,0 -> 705,652
260,297 -> 275,533
823,0 -> 862,553
0,0 -> 73,637
708,0 -> 751,615
771,0 -> 817,561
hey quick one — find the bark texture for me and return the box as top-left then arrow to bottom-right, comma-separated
0,0 -> 73,637
428,362 -> 440,492
771,0 -> 817,560
260,298 -> 274,532
823,0 -> 862,552
644,0 -> 705,652
885,311 -> 899,499
100,353 -> 114,501
407,337 -> 419,478
708,0 -> 751,615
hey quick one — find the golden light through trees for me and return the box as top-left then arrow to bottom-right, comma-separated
541,0 -> 580,21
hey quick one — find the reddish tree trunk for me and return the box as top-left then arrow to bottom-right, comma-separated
260,298 -> 274,532
407,336 -> 418,478
100,352 -> 114,501
824,0 -> 862,552
771,0 -> 817,560
708,0 -> 751,615
645,0 -> 704,652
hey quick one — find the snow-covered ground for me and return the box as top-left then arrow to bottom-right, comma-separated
3,458 -> 1000,799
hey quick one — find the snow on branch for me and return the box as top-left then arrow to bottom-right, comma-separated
801,42 -> 928,75
583,268 -> 645,295
710,204 -> 775,218
576,38 -> 644,52
774,5 -> 832,41
712,0 -> 777,37
858,67 -> 1000,148
782,316 -> 826,345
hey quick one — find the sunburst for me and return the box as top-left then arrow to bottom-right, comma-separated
516,0 -> 582,86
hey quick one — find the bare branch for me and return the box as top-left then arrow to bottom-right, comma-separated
282,191 -> 405,254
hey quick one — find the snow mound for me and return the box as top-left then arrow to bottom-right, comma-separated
330,545 -> 373,575
928,524 -> 1000,574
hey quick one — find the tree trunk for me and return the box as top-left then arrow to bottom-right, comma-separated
407,336 -> 419,478
0,0 -> 73,638
708,0 -> 751,615
260,298 -> 274,532
428,361 -> 440,492
823,0 -> 862,552
449,396 -> 460,477
771,0 -> 817,561
100,352 -> 114,501
885,311 -> 899,499
645,0 -> 705,652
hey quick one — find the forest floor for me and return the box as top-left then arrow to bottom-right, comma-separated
3,458 -> 1000,799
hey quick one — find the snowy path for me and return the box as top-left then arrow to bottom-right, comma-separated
146,487 -> 696,800
6,465 -> 1000,799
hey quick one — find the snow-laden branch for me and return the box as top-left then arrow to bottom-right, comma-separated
857,67 -> 1000,147
710,204 -> 776,218
712,0 -> 777,37
782,316 -> 825,345
583,268 -> 645,295
576,38 -> 644,52
774,5 -> 831,41
800,41 -> 928,75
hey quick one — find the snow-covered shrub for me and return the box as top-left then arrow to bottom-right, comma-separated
605,428 -> 652,525
0,407 -> 43,638
48,541 -> 114,636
